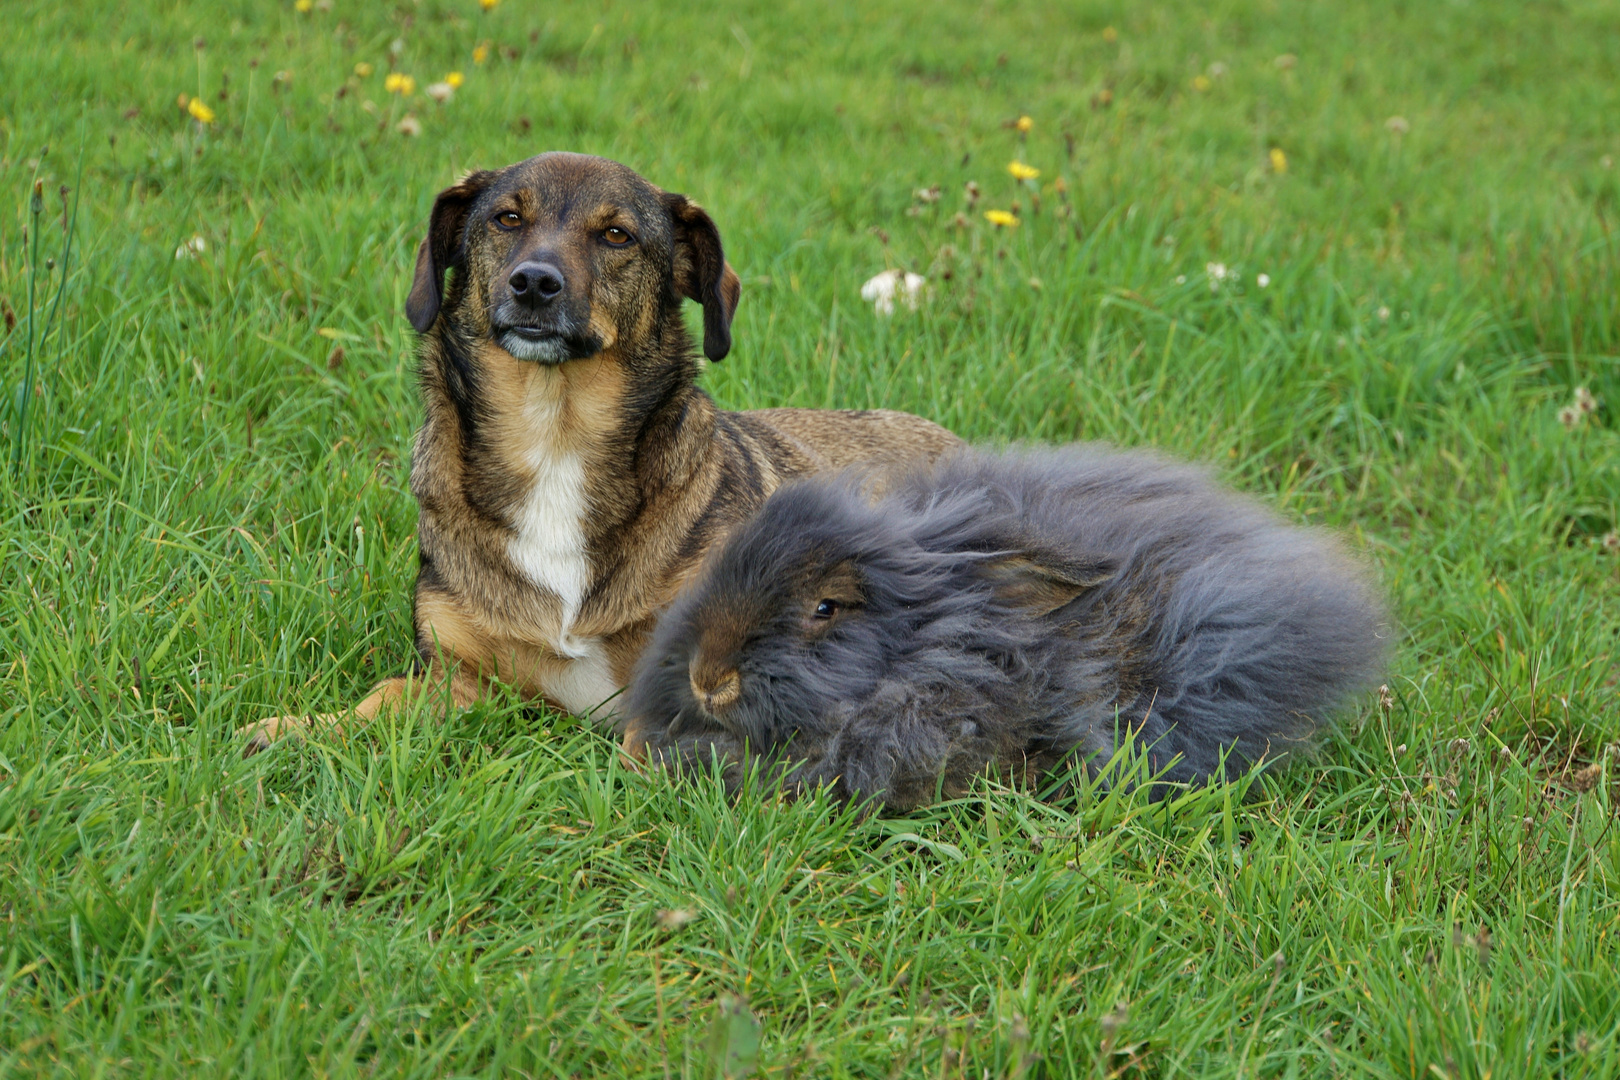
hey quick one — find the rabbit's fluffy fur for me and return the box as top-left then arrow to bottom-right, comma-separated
623,445 -> 1390,811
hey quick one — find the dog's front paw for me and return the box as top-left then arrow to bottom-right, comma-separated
237,713 -> 335,756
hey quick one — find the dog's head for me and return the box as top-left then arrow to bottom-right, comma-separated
406,152 -> 741,363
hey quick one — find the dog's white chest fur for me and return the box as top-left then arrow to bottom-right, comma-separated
503,392 -> 621,717
507,438 -> 590,648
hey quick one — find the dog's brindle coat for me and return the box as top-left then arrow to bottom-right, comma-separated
242,153 -> 959,749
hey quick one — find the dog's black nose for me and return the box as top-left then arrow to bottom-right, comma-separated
509,261 -> 564,302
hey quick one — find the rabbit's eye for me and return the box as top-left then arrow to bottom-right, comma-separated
813,599 -> 839,620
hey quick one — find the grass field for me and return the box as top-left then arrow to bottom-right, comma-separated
3,0 -> 1619,1075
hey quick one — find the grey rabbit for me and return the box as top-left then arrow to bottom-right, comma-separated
621,444 -> 1390,812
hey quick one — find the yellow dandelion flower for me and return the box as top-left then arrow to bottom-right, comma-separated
446,71 -> 465,88
384,72 -> 403,93
480,0 -> 500,9
1015,115 -> 1033,134
1007,161 -> 1040,181
473,43 -> 490,64
1192,74 -> 1211,92
294,0 -> 312,11
354,62 -> 374,78
188,97 -> 216,123
1101,26 -> 1118,43
1269,147 -> 1288,174
984,209 -> 1019,228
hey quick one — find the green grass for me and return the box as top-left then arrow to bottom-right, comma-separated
2,0 -> 1618,1075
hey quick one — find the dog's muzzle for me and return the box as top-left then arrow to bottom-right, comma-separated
489,259 -> 603,364
495,323 -> 597,364
491,310 -> 602,366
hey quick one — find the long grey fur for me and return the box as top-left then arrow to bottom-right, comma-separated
625,444 -> 1392,811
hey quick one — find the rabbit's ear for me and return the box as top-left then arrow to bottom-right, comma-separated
980,550 -> 1115,617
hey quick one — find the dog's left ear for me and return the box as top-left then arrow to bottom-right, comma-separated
407,170 -> 497,334
664,193 -> 741,361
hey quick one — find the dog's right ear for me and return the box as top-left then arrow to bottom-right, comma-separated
406,170 -> 497,334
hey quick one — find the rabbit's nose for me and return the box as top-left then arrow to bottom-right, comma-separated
690,666 -> 742,714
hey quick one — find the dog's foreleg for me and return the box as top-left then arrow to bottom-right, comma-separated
238,663 -> 482,755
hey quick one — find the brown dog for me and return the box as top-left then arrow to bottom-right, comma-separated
242,152 -> 958,750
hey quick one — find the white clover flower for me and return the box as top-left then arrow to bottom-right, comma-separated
174,235 -> 206,260
1257,273 -> 1271,288
425,81 -> 455,103
396,114 -> 423,137
860,269 -> 927,316
1205,262 -> 1232,291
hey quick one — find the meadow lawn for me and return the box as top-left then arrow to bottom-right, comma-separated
2,0 -> 1619,1075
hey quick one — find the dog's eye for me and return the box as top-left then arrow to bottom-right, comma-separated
494,211 -> 522,230
603,226 -> 633,246
812,599 -> 839,620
